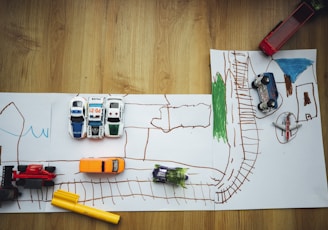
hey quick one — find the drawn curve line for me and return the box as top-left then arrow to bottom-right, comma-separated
0,126 -> 49,138
0,102 -> 25,164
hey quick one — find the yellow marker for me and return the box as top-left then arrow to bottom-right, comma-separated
51,189 -> 120,224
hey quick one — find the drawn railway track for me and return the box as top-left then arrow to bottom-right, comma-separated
216,52 -> 260,204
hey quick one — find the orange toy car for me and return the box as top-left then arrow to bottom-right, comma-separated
79,157 -> 125,174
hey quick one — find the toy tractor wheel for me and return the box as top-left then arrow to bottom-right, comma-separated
16,179 -> 26,186
43,181 -> 55,187
17,165 -> 28,172
267,99 -> 276,108
45,166 -> 56,173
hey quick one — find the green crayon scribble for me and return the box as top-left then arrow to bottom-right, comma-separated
212,72 -> 227,142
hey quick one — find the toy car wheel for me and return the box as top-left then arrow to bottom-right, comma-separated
267,99 -> 276,108
251,81 -> 258,89
43,181 -> 55,186
261,76 -> 270,85
16,179 -> 25,186
17,165 -> 28,172
257,103 -> 265,111
45,166 -> 56,173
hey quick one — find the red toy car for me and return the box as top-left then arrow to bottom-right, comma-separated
12,164 -> 56,189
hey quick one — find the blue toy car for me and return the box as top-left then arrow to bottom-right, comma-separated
69,96 -> 87,139
251,72 -> 279,112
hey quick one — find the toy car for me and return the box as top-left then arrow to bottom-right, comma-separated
152,164 -> 188,188
104,96 -> 125,137
79,157 -> 125,174
251,72 -> 279,112
12,164 -> 56,189
69,96 -> 87,139
87,97 -> 105,139
0,166 -> 20,203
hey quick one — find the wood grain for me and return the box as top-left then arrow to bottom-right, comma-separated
0,0 -> 327,229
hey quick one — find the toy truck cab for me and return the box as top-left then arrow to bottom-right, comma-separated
259,1 -> 315,56
12,164 -> 56,189
87,97 -> 105,139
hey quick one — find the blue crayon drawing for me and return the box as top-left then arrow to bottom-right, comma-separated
0,125 -> 49,138
274,58 -> 313,83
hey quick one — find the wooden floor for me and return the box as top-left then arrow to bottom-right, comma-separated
0,0 -> 327,229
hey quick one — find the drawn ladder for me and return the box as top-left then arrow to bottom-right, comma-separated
217,52 -> 260,203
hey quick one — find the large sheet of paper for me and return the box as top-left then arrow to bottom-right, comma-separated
0,49 -> 327,213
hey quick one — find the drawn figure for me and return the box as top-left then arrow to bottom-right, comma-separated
305,113 -> 313,120
284,74 -> 293,97
304,92 -> 311,106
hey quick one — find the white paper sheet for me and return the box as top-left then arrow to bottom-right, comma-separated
0,49 -> 327,213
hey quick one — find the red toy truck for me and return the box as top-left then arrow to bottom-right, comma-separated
259,1 -> 315,56
12,164 -> 56,189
